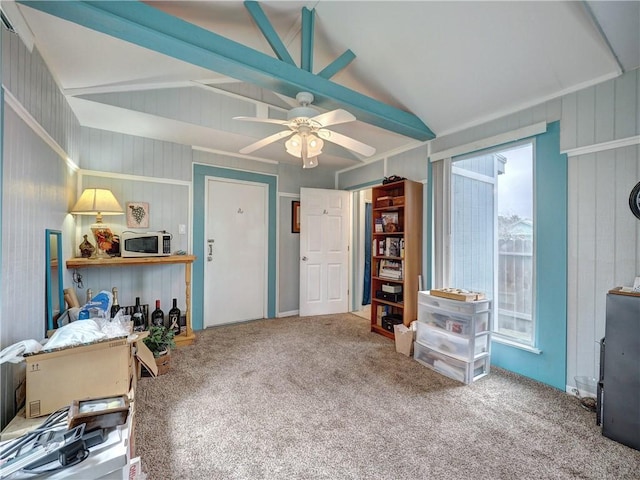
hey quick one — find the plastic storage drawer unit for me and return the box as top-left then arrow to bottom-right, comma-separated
418,304 -> 490,335
415,323 -> 490,362
414,342 -> 490,384
418,291 -> 490,314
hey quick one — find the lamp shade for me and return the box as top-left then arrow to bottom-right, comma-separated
71,188 -> 123,223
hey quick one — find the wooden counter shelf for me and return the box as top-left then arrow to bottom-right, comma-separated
66,255 -> 197,347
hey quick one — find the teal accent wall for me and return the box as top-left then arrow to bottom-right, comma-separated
492,121 -> 568,390
192,164 -> 277,330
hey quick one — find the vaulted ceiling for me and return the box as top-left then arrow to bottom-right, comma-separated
4,1 -> 639,170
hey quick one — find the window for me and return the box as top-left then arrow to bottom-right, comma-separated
432,121 -> 567,388
450,141 -> 535,346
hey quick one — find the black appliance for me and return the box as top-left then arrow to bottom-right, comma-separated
381,314 -> 403,332
597,337 -> 604,426
600,290 -> 640,451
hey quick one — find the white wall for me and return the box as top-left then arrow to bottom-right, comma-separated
563,69 -> 640,384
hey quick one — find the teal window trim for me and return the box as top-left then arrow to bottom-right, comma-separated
490,121 -> 567,390
192,164 -> 277,330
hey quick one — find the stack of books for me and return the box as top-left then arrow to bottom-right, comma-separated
379,259 -> 403,279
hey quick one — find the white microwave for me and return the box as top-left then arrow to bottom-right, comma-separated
121,231 -> 171,257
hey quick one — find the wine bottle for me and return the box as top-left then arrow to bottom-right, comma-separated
151,300 -> 164,327
110,287 -> 120,319
168,298 -> 181,336
133,297 -> 146,332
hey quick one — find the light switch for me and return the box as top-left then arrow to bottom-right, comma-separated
178,224 -> 186,235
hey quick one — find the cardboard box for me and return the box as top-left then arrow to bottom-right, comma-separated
25,334 -> 156,418
394,323 -> 415,357
0,407 -> 41,441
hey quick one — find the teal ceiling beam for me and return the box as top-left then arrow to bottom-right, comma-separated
243,1 -> 295,66
318,49 -> 356,80
301,7 -> 314,72
19,1 -> 435,141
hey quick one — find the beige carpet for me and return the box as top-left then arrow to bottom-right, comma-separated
135,314 -> 640,479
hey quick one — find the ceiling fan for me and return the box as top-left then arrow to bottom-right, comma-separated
234,92 -> 376,168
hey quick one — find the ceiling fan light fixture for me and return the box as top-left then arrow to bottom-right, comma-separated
235,91 -> 374,168
303,156 -> 318,169
307,135 -> 324,156
285,133 -> 323,159
285,134 -> 302,157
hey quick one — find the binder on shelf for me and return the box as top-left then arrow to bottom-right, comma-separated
385,237 -> 402,257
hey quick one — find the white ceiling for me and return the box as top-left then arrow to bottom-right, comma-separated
6,1 -> 640,170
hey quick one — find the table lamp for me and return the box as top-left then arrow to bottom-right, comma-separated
71,188 -> 124,258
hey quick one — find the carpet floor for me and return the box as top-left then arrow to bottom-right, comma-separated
135,313 -> 640,479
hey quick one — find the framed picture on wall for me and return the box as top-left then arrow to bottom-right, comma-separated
126,202 -> 149,228
292,200 -> 300,233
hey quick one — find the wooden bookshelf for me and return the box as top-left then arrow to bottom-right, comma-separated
370,180 -> 423,339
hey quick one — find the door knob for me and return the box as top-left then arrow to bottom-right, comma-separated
302,256 -> 308,261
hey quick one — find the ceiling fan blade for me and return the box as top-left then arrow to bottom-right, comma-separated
317,129 -> 376,157
233,116 -> 288,126
309,109 -> 355,128
239,130 -> 294,154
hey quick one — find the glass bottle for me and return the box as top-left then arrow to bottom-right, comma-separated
168,298 -> 181,336
86,289 -> 93,304
133,297 -> 146,332
151,300 -> 164,327
110,287 -> 120,319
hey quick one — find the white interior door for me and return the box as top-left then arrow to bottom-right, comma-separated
204,177 -> 267,327
299,187 -> 350,316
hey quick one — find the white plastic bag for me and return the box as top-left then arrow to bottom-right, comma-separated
43,319 -> 107,351
0,340 -> 43,364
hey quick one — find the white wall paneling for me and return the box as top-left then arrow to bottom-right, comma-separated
82,127 -> 192,181
387,145 -> 429,182
2,28 -> 81,162
562,68 -> 639,152
79,86 -> 256,136
1,25 -> 80,429
568,145 -> 640,382
337,159 -> 384,191
73,171 -> 191,312
1,105 -> 77,427
192,149 -> 279,177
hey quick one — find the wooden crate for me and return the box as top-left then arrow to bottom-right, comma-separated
430,288 -> 485,302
